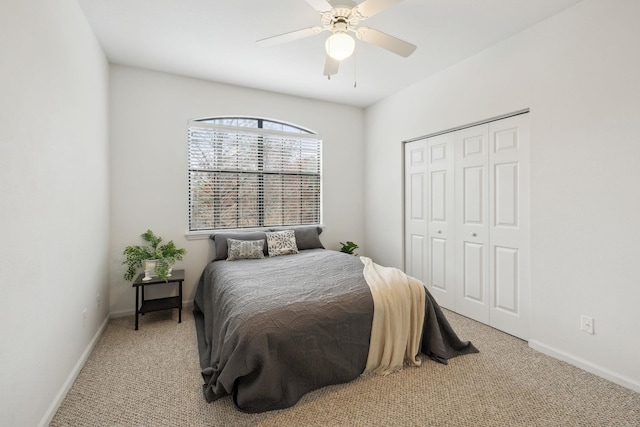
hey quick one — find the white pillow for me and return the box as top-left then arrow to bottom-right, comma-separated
265,230 -> 299,257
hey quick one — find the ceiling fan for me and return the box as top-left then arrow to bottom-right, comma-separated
257,0 -> 417,78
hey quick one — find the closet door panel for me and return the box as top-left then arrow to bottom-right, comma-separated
455,125 -> 490,324
489,115 -> 530,340
494,162 -> 518,227
430,170 -> 447,221
463,166 -> 484,224
410,173 -> 425,220
409,235 -> 425,282
494,245 -> 518,313
463,242 -> 485,301
430,237 -> 447,291
429,169 -> 447,292
404,140 -> 428,284
426,133 -> 455,310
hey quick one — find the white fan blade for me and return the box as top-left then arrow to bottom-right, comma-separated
305,0 -> 333,13
356,27 -> 416,57
323,55 -> 340,76
354,0 -> 404,18
257,26 -> 323,46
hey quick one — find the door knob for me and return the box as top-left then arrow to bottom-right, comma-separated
471,232 -> 477,237
437,230 -> 442,234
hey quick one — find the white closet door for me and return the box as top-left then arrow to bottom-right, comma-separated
404,140 -> 428,284
488,115 -> 530,339
426,133 -> 456,309
455,124 -> 490,324
404,113 -> 530,340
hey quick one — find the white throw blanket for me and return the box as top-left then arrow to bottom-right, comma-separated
361,256 -> 426,376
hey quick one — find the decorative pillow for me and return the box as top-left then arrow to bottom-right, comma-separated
265,230 -> 299,257
226,239 -> 265,261
268,225 -> 324,250
210,231 -> 268,261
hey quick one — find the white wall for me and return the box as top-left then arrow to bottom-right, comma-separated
109,65 -> 365,314
364,0 -> 640,391
0,1 -> 110,426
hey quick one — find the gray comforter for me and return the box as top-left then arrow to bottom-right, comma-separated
194,249 -> 477,413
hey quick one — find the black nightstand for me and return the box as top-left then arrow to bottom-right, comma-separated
132,269 -> 184,330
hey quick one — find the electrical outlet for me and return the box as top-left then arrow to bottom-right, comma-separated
580,315 -> 594,334
96,293 -> 101,309
83,308 -> 88,328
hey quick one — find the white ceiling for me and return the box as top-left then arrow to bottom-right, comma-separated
77,0 -> 583,108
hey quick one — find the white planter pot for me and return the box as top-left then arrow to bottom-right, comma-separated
142,259 -> 159,281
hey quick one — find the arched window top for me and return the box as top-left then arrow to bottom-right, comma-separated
194,116 -> 316,135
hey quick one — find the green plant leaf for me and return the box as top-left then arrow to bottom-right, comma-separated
339,240 -> 359,255
122,230 -> 187,281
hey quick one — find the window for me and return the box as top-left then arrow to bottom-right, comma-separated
188,117 -> 322,232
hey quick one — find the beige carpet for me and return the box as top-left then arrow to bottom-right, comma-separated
51,308 -> 639,426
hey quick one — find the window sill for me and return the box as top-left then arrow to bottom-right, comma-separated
185,227 -> 272,241
185,230 -> 212,241
185,224 -> 326,241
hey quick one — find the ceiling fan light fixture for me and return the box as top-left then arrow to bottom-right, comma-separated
325,32 -> 355,61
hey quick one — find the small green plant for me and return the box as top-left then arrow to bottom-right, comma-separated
339,241 -> 359,255
123,230 -> 187,281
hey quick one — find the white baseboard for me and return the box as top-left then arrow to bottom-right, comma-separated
528,339 -> 640,393
39,315 -> 110,427
39,299 -> 195,426
109,308 -> 135,318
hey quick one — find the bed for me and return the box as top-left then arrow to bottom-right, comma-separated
193,227 -> 478,413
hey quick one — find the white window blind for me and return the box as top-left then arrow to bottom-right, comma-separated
188,118 -> 322,231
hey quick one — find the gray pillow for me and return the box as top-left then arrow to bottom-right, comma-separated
210,231 -> 269,260
268,225 -> 324,250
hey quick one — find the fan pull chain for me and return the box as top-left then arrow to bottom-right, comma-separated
353,49 -> 357,88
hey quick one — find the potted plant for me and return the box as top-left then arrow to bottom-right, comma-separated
339,241 -> 359,255
123,230 -> 187,281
